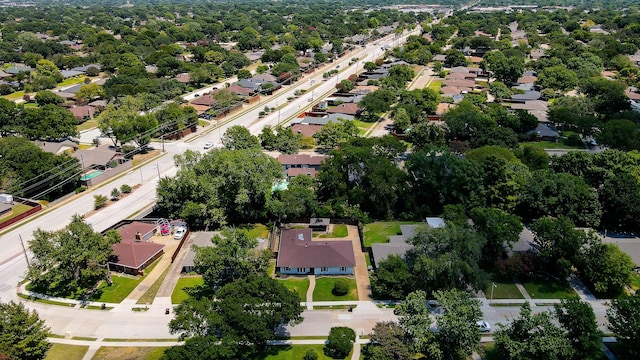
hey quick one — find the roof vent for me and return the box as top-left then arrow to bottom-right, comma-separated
297,233 -> 304,241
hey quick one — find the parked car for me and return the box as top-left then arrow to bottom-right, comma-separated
174,227 -> 187,240
476,320 -> 491,332
203,142 -> 214,150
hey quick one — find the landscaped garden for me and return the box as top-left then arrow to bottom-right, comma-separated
313,277 -> 358,301
363,221 -> 422,247
171,276 -> 204,304
279,277 -> 310,301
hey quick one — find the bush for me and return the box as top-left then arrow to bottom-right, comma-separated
75,186 -> 86,194
303,348 -> 318,360
497,253 -> 536,280
325,327 -> 355,359
332,278 -> 349,296
110,188 -> 120,200
94,194 -> 108,209
121,145 -> 137,158
120,184 -> 132,194
566,134 -> 583,147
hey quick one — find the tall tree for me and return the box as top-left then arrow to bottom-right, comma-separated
435,289 -> 483,359
530,216 -> 585,278
494,302 -> 574,360
554,298 -> 603,360
607,293 -> 640,360
0,301 -> 50,360
222,125 -> 261,151
597,119 -> 640,151
579,77 -> 630,118
470,207 -> 523,261
363,322 -> 414,360
578,237 -> 634,296
598,172 -> 640,231
28,215 -> 121,297
395,290 -> 442,358
485,51 -> 524,83
313,119 -> 359,151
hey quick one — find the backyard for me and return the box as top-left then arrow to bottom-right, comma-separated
363,221 -> 422,247
313,277 -> 358,301
318,224 -> 348,238
171,276 -> 204,304
279,277 -> 310,301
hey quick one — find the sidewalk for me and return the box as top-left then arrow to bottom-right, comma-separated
306,275 -> 316,310
568,274 -> 598,301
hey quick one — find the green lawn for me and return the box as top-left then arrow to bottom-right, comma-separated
77,119 -> 98,131
137,267 -> 170,305
364,252 -> 371,268
521,140 -> 585,150
521,277 -> 577,299
353,119 -> 376,130
171,276 -> 204,304
2,90 -> 25,100
486,276 -> 525,300
91,347 -> 168,360
58,77 -> 87,87
428,80 -> 442,90
0,203 -> 33,221
241,223 -> 270,239
45,343 -> 89,360
255,345 -> 336,360
313,277 -> 358,301
91,275 -> 143,303
280,278 -> 310,301
267,259 -> 276,278
319,224 -> 348,238
363,221 -> 422,247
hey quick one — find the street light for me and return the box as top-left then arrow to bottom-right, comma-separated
490,282 -> 497,304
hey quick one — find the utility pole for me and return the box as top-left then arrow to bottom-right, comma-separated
19,235 -> 30,269
156,163 -> 161,179
490,282 -> 497,304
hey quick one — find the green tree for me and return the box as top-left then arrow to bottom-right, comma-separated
554,298 -> 603,360
34,90 -> 63,105
97,97 -> 158,148
363,322 -> 414,360
494,302 -> 574,360
579,77 -> 630,118
607,293 -> 640,359
325,327 -> 356,359
406,122 -> 446,149
313,119 -> 359,151
28,215 -> 121,297
489,81 -> 511,102
22,105 -> 79,141
0,98 -> 17,136
444,49 -> 467,68
392,107 -> 410,133
530,216 -> 585,277
535,66 -> 578,91
270,175 -> 318,220
395,290 -> 441,358
74,83 -> 106,103
222,125 -> 260,150
370,255 -> 414,299
597,119 -> 640,151
485,51 -> 525,83
516,144 -> 549,170
599,172 -> 640,231
470,208 -> 523,261
358,89 -> 396,115
0,301 -> 50,360
435,289 -> 483,359
579,237 -> 634,296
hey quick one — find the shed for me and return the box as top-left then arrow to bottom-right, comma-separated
309,218 -> 330,232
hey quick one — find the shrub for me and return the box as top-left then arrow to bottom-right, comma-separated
332,278 -> 349,296
566,134 -> 583,147
303,348 -> 318,360
325,327 -> 355,359
75,186 -> 86,194
107,160 -> 118,168
93,195 -> 108,209
121,145 -> 136,158
110,188 -> 120,200
120,184 -> 132,194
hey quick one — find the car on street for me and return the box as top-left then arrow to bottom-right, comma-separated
203,142 -> 214,150
476,320 -> 491,332
174,227 -> 187,240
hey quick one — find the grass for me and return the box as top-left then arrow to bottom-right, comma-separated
279,277 -> 310,301
364,252 -> 371,268
171,276 -> 204,304
256,345 -> 336,360
428,80 -> 442,90
71,336 -> 97,341
102,338 -> 178,342
137,266 -> 170,304
77,119 -> 98,131
91,275 -> 144,303
18,294 -> 76,307
83,305 -> 113,310
3,90 -> 25,100
44,343 -> 88,360
521,276 -> 576,299
267,259 -> 276,278
91,347 -> 168,360
319,224 -> 348,238
353,119 -> 376,130
242,223 -> 270,239
131,150 -> 161,167
58,77 -> 87,87
313,277 -> 358,301
630,273 -> 640,292
363,221 -> 422,247
485,276 -> 525,300
478,342 -> 502,360
198,120 -> 210,126
0,203 -> 32,221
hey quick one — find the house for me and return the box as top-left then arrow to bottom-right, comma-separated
0,193 -> 14,217
253,73 -> 278,83
109,221 -> 164,275
516,75 -> 538,84
443,79 -> 477,88
286,167 -> 317,179
511,91 -> 541,102
227,84 -> 255,96
70,64 -> 101,73
351,85 -> 379,95
73,147 -> 124,170
530,49 -> 546,60
326,103 -> 362,117
277,228 -> 355,275
291,123 -> 323,137
433,54 -> 447,62
526,123 -> 559,141
4,65 -> 34,75
174,73 -> 191,84
69,105 -> 96,122
370,218 -> 445,268
277,154 -> 325,171
190,94 -> 217,106
60,70 -> 83,79
36,140 -> 78,155
447,72 -> 477,80
182,232 -> 218,273
441,86 -> 473,95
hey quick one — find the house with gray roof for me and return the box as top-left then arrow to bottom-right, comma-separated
370,218 -> 445,268
60,70 -> 83,79
526,123 -> 559,141
511,91 -> 541,102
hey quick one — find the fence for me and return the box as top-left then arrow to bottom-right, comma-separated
0,197 -> 43,230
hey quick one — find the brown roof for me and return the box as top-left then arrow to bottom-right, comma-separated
443,79 -> 476,88
183,103 -> 210,114
174,73 -> 191,83
352,85 -> 379,95
510,100 -> 548,111
447,72 -> 476,80
287,167 -> 318,178
118,222 -> 157,241
111,240 -> 164,270
227,84 -> 254,95
436,103 -> 455,115
440,86 -> 473,95
291,124 -> 323,137
69,106 -> 96,121
467,56 -> 483,63
517,75 -> 538,84
190,94 -> 216,106
73,148 -> 118,167
277,228 -> 356,268
625,89 -> 640,100
326,103 -> 361,116
278,154 -> 326,166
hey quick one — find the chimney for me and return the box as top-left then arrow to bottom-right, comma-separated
135,231 -> 141,241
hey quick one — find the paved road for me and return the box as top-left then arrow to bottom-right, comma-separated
0,29 -> 421,340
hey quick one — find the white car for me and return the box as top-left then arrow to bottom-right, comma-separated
203,142 -> 214,150
173,227 -> 187,240
476,320 -> 491,332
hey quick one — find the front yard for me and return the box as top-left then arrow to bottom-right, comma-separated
279,277 -> 310,301
363,221 -> 422,247
91,275 -> 144,303
45,344 -> 88,360
171,276 -> 204,304
313,277 -> 358,301
521,276 -> 576,299
485,277 -> 525,300
91,347 -> 168,360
